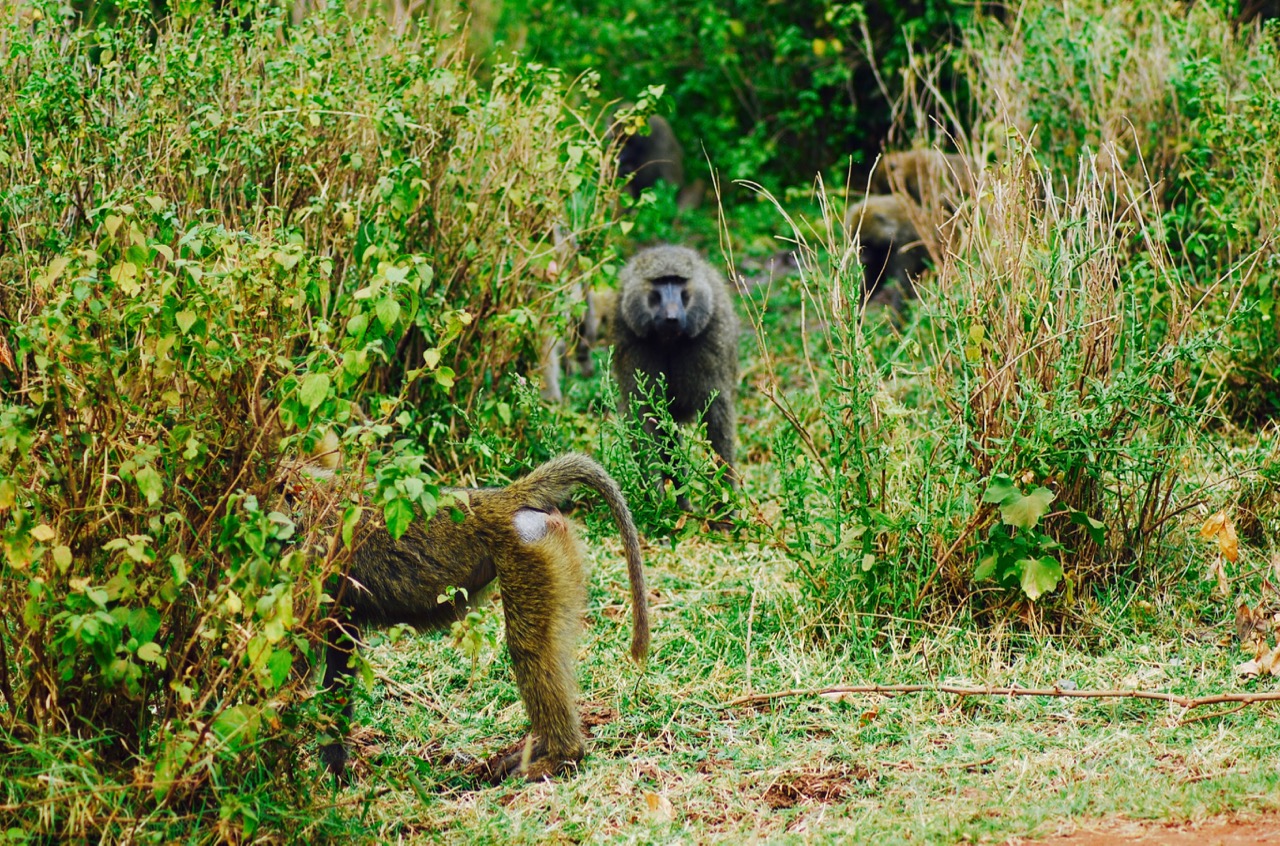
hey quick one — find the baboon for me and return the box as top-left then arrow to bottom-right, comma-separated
868,149 -> 979,210
608,108 -> 686,201
315,453 -> 649,782
845,194 -> 933,308
613,245 -> 739,509
539,227 -> 588,404
541,286 -> 615,402
585,287 -> 618,349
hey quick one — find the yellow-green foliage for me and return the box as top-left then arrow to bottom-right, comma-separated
0,5 -> 616,837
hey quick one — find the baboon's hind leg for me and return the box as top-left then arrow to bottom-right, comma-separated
484,507 -> 588,781
319,624 -> 360,778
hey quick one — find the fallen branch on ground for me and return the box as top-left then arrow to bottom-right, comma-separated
726,683 -> 1280,711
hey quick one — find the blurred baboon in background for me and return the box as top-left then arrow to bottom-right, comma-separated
845,195 -> 930,308
868,149 -> 980,210
607,107 -> 706,209
609,109 -> 684,198
613,245 -> 739,511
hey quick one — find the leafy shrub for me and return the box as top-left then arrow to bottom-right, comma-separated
1,2 -> 619,456
0,4 -> 617,837
751,141 -> 1218,631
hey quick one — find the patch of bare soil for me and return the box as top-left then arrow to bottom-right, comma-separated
1014,813 -> 1280,845
758,764 -> 871,810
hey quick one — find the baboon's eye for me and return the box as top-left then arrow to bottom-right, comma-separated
648,290 -> 661,308
681,289 -> 690,306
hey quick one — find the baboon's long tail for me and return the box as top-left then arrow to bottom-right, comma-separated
513,453 -> 650,663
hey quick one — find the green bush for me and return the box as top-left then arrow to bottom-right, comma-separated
750,144 -> 1218,632
496,0 -> 982,188
0,4 -> 618,837
1,2 -> 620,454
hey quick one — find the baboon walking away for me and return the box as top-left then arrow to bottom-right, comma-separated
309,452 -> 649,782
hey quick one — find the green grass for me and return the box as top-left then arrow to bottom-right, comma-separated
311,530 -> 1280,843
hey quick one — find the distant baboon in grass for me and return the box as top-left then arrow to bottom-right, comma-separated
609,109 -> 685,199
845,194 -> 931,309
607,106 -> 707,209
868,149 -> 980,210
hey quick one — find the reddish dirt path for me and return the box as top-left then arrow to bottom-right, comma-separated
1015,814 -> 1280,845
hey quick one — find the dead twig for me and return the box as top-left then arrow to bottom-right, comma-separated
726,683 -> 1280,712
1177,701 -> 1253,726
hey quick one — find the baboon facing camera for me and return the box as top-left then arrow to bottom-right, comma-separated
613,245 -> 739,512
314,453 -> 649,782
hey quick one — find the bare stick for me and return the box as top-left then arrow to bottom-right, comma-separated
726,683 -> 1280,711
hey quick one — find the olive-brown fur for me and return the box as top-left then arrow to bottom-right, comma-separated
868,149 -> 979,209
320,453 -> 649,782
845,194 -> 930,305
609,111 -> 685,200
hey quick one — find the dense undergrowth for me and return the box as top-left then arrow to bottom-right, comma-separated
0,0 -> 1277,840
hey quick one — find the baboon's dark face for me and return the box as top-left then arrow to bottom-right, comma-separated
647,275 -> 691,340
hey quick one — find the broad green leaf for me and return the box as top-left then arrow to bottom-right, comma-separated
170,554 -> 188,585
298,373 -> 330,412
384,498 -> 414,540
135,466 -> 163,505
1070,509 -> 1107,545
153,738 -> 194,800
110,261 -> 139,295
30,523 -> 55,543
1000,486 -> 1055,529
376,297 -> 401,332
982,474 -> 1017,504
52,545 -> 72,572
137,642 -> 164,664
211,704 -> 260,748
267,648 -> 293,688
38,255 -> 72,292
128,607 -> 161,643
1019,556 -> 1063,601
974,553 -> 998,581
175,310 -> 197,335
247,635 -> 269,669
342,505 -> 362,548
